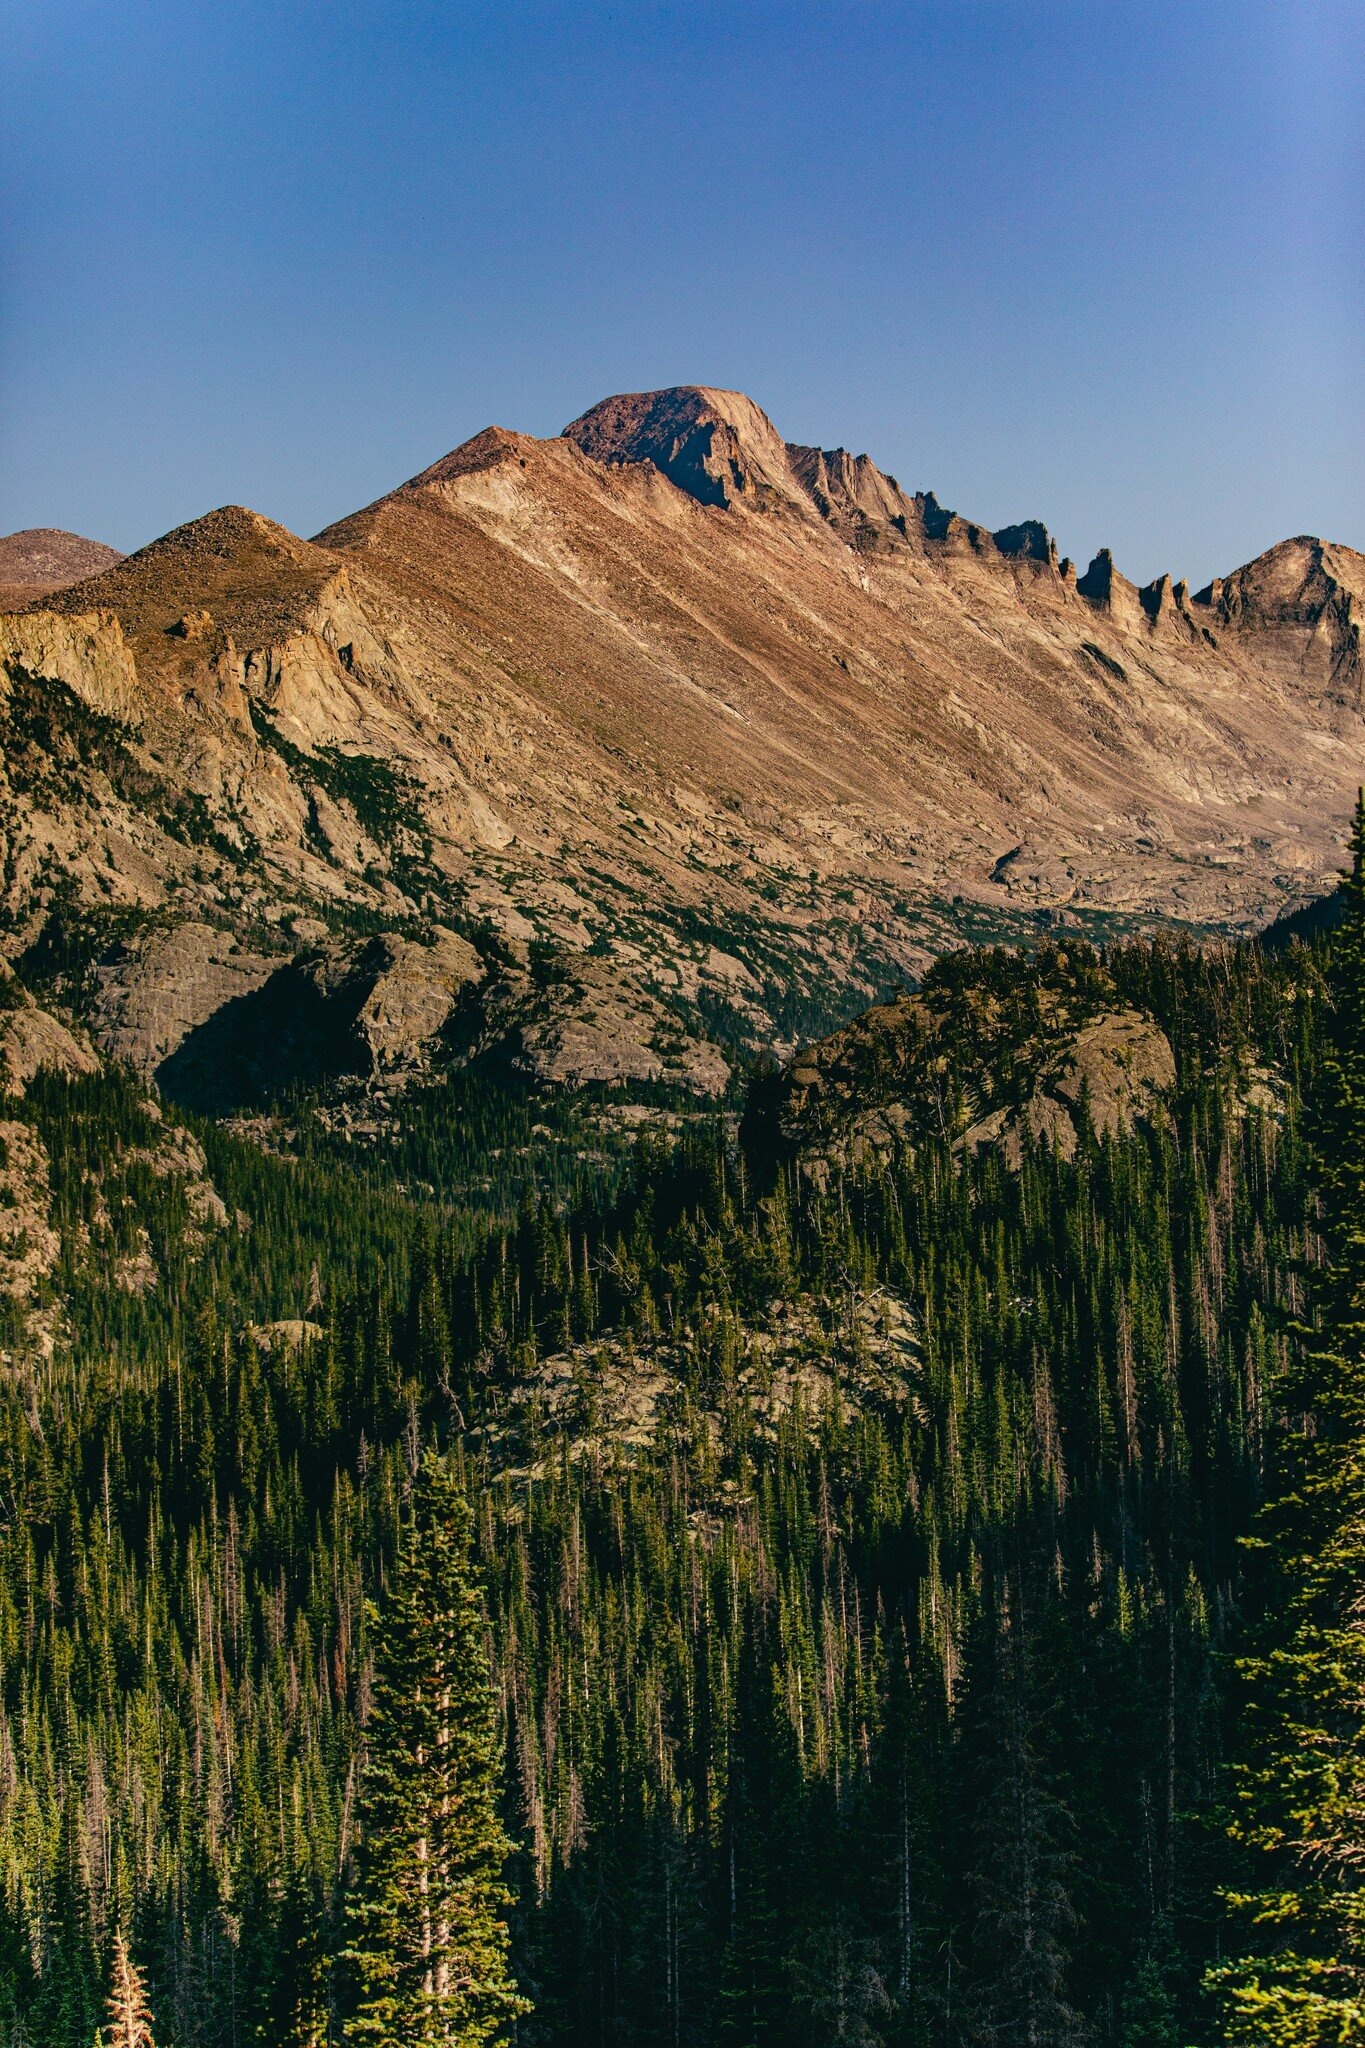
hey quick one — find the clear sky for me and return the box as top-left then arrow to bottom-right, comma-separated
3,0 -> 1362,589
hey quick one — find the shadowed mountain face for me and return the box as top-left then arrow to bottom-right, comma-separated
2,385 -> 1363,1092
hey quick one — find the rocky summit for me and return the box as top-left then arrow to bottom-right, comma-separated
0,527 -> 123,610
2,384 -> 1362,1105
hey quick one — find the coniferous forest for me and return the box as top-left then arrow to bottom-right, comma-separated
0,870 -> 1363,2048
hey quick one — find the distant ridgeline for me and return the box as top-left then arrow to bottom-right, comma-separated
0,922 -> 1339,2047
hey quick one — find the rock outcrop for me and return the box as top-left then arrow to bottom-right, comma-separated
449,951 -> 730,1098
91,924 -> 282,1077
0,608 -> 140,722
961,1010 -> 1175,1165
0,998 -> 100,1095
0,1119 -> 62,1310
751,943 -> 1177,1173
123,927 -> 484,1111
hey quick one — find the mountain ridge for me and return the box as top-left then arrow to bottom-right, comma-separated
4,384 -> 1362,1109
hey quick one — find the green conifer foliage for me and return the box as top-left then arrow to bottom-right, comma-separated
343,1452 -> 529,2048
1118,1936 -> 1181,2048
961,1579 -> 1087,2048
0,925 -> 1327,2047
1211,792 -> 1365,2044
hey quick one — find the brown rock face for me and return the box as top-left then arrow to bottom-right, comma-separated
0,1119 -> 62,1308
91,924 -> 281,1076
448,952 -> 731,1098
349,929 -> 484,1076
93,926 -> 485,1111
0,1003 -> 100,1095
0,609 -> 140,722
3,387 -> 1363,1090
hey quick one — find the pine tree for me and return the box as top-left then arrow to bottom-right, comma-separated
962,1578 -> 1086,2048
343,1449 -> 529,2048
786,1910 -> 891,2048
1210,791 -> 1365,2043
102,1933 -> 155,2048
1117,1927 -> 1180,2048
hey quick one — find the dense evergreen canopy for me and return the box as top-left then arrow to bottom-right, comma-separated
0,924 -> 1343,2047
1210,796 -> 1365,2044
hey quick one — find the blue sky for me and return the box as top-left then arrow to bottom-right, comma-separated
3,1 -> 1362,588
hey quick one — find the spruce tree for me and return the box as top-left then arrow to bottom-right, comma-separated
1210,790 -> 1365,2043
343,1450 -> 529,2048
102,1932 -> 155,2048
963,1578 -> 1086,2048
1117,1929 -> 1180,2048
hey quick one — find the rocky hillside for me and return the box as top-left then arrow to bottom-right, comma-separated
0,969 -> 233,1362
0,527 -> 123,609
745,934 -> 1288,1177
1,386 -> 1361,1102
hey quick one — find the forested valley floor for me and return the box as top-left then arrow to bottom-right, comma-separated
0,907 -> 1356,2048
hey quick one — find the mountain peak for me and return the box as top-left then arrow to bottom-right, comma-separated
563,386 -> 935,556
0,527 -> 123,607
41,505 -> 344,667
563,386 -> 799,510
397,425 -> 547,493
1192,533 -> 1365,698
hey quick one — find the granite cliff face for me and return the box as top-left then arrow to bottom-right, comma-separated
1,386 -> 1361,1097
